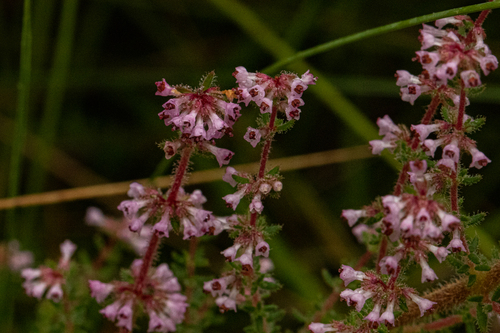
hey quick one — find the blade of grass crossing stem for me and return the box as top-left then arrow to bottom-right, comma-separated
262,1 -> 500,73
209,0 -> 398,169
6,0 -> 32,239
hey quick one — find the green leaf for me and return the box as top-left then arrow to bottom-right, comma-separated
468,253 -> 481,265
475,264 -> 491,272
267,166 -> 280,176
461,174 -> 482,186
399,297 -> 408,312
467,295 -> 483,302
491,247 -> 499,259
468,274 -> 476,287
263,224 -> 282,238
201,71 -> 216,90
491,286 -> 500,302
276,119 -> 295,133
291,308 -> 308,323
365,212 -> 384,226
321,269 -> 335,288
458,264 -> 470,274
463,213 -> 487,228
441,106 -> 451,123
469,235 -> 479,253
260,280 -> 282,292
232,174 -> 250,184
476,302 -> 488,333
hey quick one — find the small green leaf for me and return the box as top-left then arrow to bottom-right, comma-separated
201,71 -> 216,90
447,255 -> 462,270
468,274 -> 476,287
399,297 -> 408,312
468,253 -> 481,265
441,106 -> 451,123
232,174 -> 250,184
492,247 -> 499,259
469,236 -> 479,252
475,265 -> 491,271
458,264 -> 470,274
492,286 -> 500,302
267,166 -> 280,176
476,302 -> 488,332
468,295 -> 483,302
276,119 -> 295,132
321,269 -> 335,288
484,304 -> 493,312
260,280 -> 282,292
365,212 -> 384,226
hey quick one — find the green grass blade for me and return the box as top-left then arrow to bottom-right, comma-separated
263,1 -> 500,73
6,0 -> 32,238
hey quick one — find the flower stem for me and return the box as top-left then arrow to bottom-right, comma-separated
455,81 -> 466,132
251,106 -> 279,227
167,145 -> 194,205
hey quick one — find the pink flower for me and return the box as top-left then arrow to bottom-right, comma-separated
222,167 -> 238,187
469,147 -> 491,169
243,127 -> 262,148
427,244 -> 449,263
461,70 -> 482,88
223,188 -> 246,210
308,323 -> 336,333
364,302 -> 382,322
59,240 -> 77,270
411,124 -> 440,141
147,311 -> 176,333
369,139 -> 396,155
419,259 -> 438,283
255,241 -> 270,257
89,280 -> 115,303
379,300 -> 395,326
202,142 -> 234,167
408,293 -> 436,317
401,84 -> 422,105
339,265 -> 367,286
341,209 -> 366,227
480,54 -> 498,75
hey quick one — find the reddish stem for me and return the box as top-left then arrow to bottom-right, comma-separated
250,106 -> 279,227
420,94 -> 441,126
134,232 -> 160,294
393,163 -> 410,197
455,81 -> 466,132
376,237 -> 388,274
450,171 -> 459,213
167,145 -> 194,205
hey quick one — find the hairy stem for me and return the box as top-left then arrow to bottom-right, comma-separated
395,260 -> 500,328
250,106 -> 278,227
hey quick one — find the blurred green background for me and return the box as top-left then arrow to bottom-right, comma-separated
1,0 -> 500,331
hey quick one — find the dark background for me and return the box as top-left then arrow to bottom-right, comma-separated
1,0 -> 499,331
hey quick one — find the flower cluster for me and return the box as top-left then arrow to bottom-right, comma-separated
117,182 -> 228,240
233,66 -> 316,120
85,206 -> 152,255
90,260 -> 187,332
21,240 -> 76,302
156,77 -> 241,141
396,16 -> 497,105
339,265 -> 435,327
222,166 -> 283,214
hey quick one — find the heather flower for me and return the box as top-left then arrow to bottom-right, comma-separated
155,75 -> 240,141
339,265 -> 367,286
379,299 -> 396,326
419,258 -> 438,283
255,241 -> 270,257
408,293 -> 436,317
364,302 -> 382,323
243,127 -> 262,147
308,322 -> 337,333
232,67 -> 316,120
223,167 -> 238,187
469,147 -> 491,169
89,280 -> 115,303
5,240 -> 33,272
93,261 -> 187,332
341,209 -> 367,227
461,70 -> 482,88
411,123 -> 441,141
201,141 -> 234,167
21,240 -> 76,302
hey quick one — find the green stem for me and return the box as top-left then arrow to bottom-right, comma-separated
262,2 -> 500,73
7,0 -> 32,238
